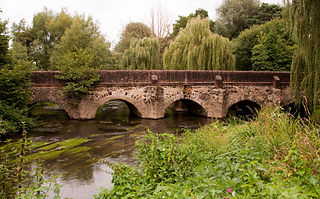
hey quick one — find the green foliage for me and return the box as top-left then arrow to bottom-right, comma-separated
214,0 -> 260,39
11,8 -> 113,70
285,0 -> 320,110
0,10 -> 35,138
0,62 -> 35,138
96,107 -> 320,198
0,10 -> 10,68
121,37 -> 160,70
12,8 -> 73,70
163,17 -> 235,70
0,64 -> 32,108
114,22 -> 152,53
50,15 -> 113,70
9,41 -> 30,63
50,14 -> 111,102
0,127 -> 62,198
251,26 -> 295,71
249,3 -> 283,25
232,19 -> 294,71
54,47 -> 101,104
171,8 -> 214,38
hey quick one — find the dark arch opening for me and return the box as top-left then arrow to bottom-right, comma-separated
29,101 -> 69,120
282,102 -> 308,118
95,99 -> 141,121
165,99 -> 207,117
227,100 -> 261,119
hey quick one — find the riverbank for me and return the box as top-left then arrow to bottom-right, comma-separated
1,101 -> 214,199
96,107 -> 320,198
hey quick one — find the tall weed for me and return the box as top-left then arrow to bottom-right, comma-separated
96,107 -> 320,198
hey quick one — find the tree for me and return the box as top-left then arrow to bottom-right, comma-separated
285,0 -> 320,109
214,0 -> 260,39
0,11 -> 34,138
121,37 -> 160,70
114,22 -> 152,53
149,3 -> 171,39
149,3 -> 172,58
54,48 -> 101,104
232,19 -> 294,70
163,18 -> 235,70
251,27 -> 294,71
51,15 -> 112,70
0,10 -> 10,68
51,15 -> 112,103
12,8 -> 73,70
249,3 -> 283,25
171,8 -> 214,38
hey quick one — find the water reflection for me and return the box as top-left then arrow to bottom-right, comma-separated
28,100 -> 214,198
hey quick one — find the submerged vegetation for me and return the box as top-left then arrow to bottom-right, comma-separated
96,107 -> 320,198
0,126 -> 61,198
1,0 -> 320,197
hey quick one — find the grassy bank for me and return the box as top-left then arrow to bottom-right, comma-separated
96,107 -> 320,198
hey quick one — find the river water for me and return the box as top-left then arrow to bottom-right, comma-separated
27,100 -> 214,198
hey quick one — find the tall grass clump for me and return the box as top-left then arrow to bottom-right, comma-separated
96,107 -> 320,199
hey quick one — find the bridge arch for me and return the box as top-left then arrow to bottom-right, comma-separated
94,98 -> 142,118
29,99 -> 73,119
227,100 -> 261,118
86,95 -> 145,119
282,101 -> 308,117
162,98 -> 208,117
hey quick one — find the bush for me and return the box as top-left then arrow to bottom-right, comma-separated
0,63 -> 34,138
96,107 -> 320,198
54,47 -> 101,105
232,19 -> 294,71
0,127 -> 61,198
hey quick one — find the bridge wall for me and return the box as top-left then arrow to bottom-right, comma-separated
30,70 -> 292,120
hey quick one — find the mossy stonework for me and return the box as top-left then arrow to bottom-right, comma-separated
30,70 -> 292,120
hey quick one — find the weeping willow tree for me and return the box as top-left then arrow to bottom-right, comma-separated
121,37 -> 160,70
163,17 -> 235,70
285,0 -> 320,109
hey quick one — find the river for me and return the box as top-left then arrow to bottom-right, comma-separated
27,100 -> 214,198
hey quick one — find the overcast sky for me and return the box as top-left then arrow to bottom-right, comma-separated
2,0 -> 282,45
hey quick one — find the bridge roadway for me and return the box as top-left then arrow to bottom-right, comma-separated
31,70 -> 292,120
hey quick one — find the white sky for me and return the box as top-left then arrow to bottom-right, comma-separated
2,0 -> 282,46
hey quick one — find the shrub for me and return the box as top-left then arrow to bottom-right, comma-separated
96,107 -> 320,198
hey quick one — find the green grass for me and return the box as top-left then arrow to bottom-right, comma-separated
96,107 -> 320,199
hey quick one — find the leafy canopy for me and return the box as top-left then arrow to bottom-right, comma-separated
215,1 -> 283,40
54,47 -> 101,103
232,19 -> 294,71
121,37 -> 160,70
114,22 -> 152,53
171,8 -> 214,38
0,12 -> 34,138
50,15 -> 112,70
163,17 -> 235,70
251,20 -> 295,71
0,9 -> 10,68
214,0 -> 261,39
285,0 -> 320,109
12,8 -> 73,70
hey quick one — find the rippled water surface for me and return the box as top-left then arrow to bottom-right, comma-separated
26,100 -> 214,198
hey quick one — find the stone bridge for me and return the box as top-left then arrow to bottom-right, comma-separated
30,70 -> 292,120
